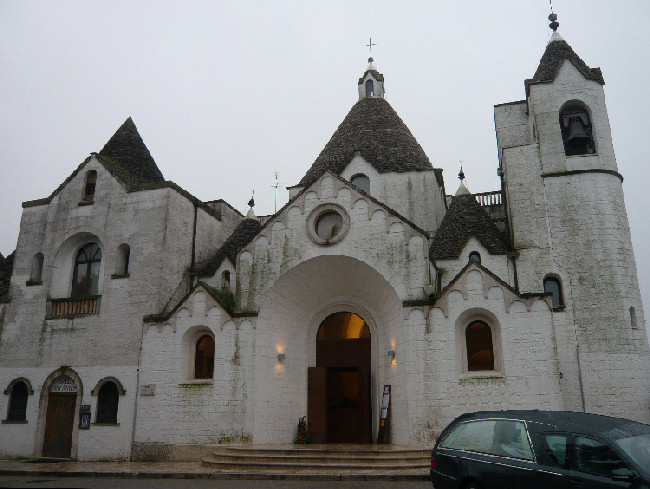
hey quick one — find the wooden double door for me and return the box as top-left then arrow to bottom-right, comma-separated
42,393 -> 76,458
308,364 -> 372,443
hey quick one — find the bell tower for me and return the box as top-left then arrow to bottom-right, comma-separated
495,12 -> 650,422
358,57 -> 385,99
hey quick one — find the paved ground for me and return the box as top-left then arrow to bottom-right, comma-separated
0,458 -> 430,482
0,476 -> 433,488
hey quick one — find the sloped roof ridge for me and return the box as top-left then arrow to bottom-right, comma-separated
98,117 -> 165,187
195,218 -> 263,277
430,194 -> 508,260
298,97 -> 433,187
526,38 -> 604,88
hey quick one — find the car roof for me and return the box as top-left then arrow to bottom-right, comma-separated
455,410 -> 650,441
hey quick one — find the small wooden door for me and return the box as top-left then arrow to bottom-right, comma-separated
42,393 -> 76,458
307,367 -> 327,443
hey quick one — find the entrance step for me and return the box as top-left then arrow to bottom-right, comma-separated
201,444 -> 430,478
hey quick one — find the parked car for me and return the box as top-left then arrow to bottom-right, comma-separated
430,410 -> 650,488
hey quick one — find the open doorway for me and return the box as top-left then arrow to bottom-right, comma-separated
308,312 -> 372,443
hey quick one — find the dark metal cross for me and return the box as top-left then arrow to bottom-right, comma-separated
366,38 -> 376,54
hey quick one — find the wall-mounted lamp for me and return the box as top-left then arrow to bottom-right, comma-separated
277,353 -> 286,362
387,350 -> 395,359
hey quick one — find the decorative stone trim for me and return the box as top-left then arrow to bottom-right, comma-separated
110,273 -> 130,280
4,377 -> 34,396
91,376 -> 126,396
306,203 -> 350,246
78,200 -> 94,206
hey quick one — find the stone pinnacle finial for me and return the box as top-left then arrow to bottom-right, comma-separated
458,165 -> 465,182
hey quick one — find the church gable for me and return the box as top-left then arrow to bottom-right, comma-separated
237,171 -> 431,312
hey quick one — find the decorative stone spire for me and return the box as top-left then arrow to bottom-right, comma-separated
246,192 -> 256,218
455,165 -> 470,196
358,57 -> 385,99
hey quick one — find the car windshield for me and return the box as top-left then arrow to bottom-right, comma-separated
615,434 -> 650,469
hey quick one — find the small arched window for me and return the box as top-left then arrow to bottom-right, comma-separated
630,307 -> 638,329
96,381 -> 119,424
6,381 -> 28,422
351,174 -> 370,194
469,251 -> 481,264
83,170 -> 97,202
560,103 -> 595,156
365,79 -> 374,97
72,243 -> 102,297
30,252 -> 44,283
221,270 -> 231,290
116,244 -> 130,275
195,335 -> 215,379
543,276 -> 564,309
466,320 -> 494,371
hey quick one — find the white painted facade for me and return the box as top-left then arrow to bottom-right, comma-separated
0,32 -> 648,461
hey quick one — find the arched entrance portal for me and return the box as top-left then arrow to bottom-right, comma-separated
42,375 -> 78,458
308,312 -> 372,443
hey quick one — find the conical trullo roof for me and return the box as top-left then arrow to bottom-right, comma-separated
98,117 -> 165,188
298,97 -> 433,187
430,194 -> 507,260
526,34 -> 604,89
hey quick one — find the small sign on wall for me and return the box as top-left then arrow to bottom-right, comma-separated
79,405 -> 91,429
140,384 -> 156,396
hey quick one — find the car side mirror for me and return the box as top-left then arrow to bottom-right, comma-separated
610,467 -> 636,482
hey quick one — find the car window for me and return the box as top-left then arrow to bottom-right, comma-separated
615,434 -> 650,468
440,419 -> 534,460
575,436 -> 628,477
540,434 -> 570,468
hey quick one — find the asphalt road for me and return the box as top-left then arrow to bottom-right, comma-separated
0,477 -> 432,489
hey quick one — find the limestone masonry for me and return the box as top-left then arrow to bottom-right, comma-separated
0,28 -> 648,461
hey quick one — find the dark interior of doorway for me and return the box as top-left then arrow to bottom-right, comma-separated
308,312 -> 372,443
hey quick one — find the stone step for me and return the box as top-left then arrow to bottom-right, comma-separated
201,444 -> 431,474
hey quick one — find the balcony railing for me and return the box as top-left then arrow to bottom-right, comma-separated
474,190 -> 502,207
47,296 -> 101,318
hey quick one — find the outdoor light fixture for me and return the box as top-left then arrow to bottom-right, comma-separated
387,350 -> 395,359
277,353 -> 286,361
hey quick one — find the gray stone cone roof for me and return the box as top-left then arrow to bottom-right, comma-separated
0,252 -> 14,301
298,97 -> 433,187
196,218 -> 262,277
526,39 -> 604,88
98,117 -> 165,188
358,69 -> 384,84
431,194 -> 507,260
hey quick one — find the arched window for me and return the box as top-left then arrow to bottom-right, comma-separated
6,381 -> 28,422
96,382 -> 119,424
560,103 -> 595,156
351,174 -> 370,194
543,276 -> 564,309
116,244 -> 130,275
30,252 -> 44,283
83,170 -> 97,202
365,79 -> 374,97
469,251 -> 481,264
465,320 -> 494,371
630,307 -> 638,329
72,243 -> 102,297
195,335 -> 215,379
221,270 -> 231,290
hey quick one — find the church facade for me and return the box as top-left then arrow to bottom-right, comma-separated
1,27 -> 648,461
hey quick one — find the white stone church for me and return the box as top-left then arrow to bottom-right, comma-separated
1,23 -> 648,461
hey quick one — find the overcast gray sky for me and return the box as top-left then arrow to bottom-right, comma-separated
1,1 -> 648,329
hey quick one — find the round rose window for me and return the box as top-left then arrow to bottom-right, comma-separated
315,211 -> 344,240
